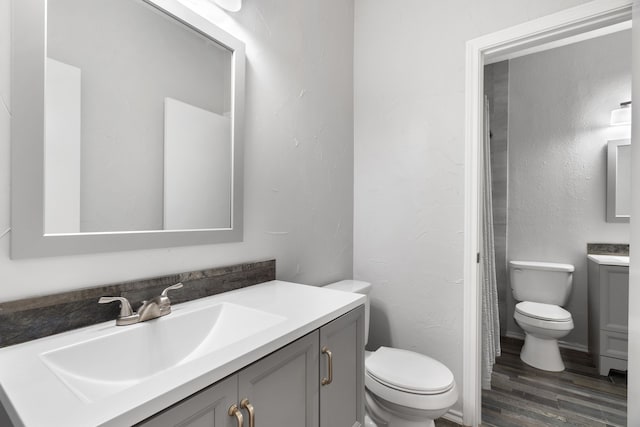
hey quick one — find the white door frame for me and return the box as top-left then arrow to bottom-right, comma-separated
463,1 -> 632,425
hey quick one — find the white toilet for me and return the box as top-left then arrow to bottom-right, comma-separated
509,260 -> 575,372
324,280 -> 458,427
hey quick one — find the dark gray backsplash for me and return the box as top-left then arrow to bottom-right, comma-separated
587,243 -> 629,256
0,260 -> 275,348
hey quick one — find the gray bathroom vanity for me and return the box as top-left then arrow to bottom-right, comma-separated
587,254 -> 629,376
0,281 -> 365,427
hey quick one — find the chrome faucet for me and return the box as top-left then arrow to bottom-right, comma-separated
99,283 -> 184,326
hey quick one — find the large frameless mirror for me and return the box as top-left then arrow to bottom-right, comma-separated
12,0 -> 245,258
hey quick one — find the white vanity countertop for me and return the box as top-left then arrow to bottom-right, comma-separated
587,254 -> 630,267
0,281 -> 365,427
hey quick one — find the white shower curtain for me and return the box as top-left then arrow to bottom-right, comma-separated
481,97 -> 501,390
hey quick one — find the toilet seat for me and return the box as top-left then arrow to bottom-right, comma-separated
366,347 -> 454,395
514,304 -> 574,332
515,301 -> 571,321
364,347 -> 458,411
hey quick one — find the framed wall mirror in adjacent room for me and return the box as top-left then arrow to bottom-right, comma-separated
11,0 -> 245,258
607,139 -> 631,223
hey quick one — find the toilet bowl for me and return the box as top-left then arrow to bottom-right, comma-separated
324,280 -> 458,427
514,301 -> 574,371
510,261 -> 575,372
364,347 -> 458,427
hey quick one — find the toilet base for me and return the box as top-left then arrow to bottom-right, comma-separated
365,391 -> 442,427
520,333 -> 565,372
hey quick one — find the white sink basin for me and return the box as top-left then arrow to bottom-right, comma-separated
40,302 -> 285,402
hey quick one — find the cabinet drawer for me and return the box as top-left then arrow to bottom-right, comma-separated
599,330 -> 628,360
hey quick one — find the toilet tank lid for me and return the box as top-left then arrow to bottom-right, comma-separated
324,280 -> 372,294
509,260 -> 574,272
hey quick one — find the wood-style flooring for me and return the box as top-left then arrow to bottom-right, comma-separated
480,337 -> 627,427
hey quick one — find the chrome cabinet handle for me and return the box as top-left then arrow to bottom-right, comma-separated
321,346 -> 333,386
241,398 -> 255,427
228,404 -> 244,427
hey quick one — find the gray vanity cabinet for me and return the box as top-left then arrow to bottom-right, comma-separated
238,331 -> 320,427
319,307 -> 365,427
139,306 -> 364,427
588,260 -> 629,376
140,375 -> 237,427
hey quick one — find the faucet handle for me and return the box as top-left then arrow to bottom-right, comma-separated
161,282 -> 183,298
98,296 -> 134,317
155,283 -> 183,315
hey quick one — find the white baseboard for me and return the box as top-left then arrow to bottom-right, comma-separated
560,341 -> 588,353
504,331 -> 589,353
443,408 -> 464,425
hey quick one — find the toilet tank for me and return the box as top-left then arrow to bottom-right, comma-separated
509,261 -> 574,306
323,280 -> 371,345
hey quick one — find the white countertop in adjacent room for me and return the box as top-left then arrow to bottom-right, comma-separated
0,281 -> 365,427
587,254 -> 630,267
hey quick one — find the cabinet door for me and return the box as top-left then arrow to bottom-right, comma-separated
238,331 -> 319,427
139,375 -> 237,427
600,266 -> 629,332
320,306 -> 365,427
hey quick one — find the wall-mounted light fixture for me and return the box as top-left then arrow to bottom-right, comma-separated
212,0 -> 241,12
610,101 -> 632,126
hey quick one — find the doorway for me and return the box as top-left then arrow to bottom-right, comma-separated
462,1 -> 633,425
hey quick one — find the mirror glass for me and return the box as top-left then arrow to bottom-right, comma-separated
45,0 -> 232,234
11,0 -> 245,258
606,139 -> 631,223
